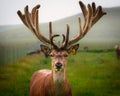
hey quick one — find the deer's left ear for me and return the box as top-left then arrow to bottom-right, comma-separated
67,44 -> 79,55
40,44 -> 51,55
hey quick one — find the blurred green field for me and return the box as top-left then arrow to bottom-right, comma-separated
0,50 -> 120,96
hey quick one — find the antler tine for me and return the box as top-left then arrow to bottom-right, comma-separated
61,24 -> 70,49
31,5 -> 40,26
18,5 -> 39,37
24,5 -> 36,34
17,8 -> 28,28
49,21 -> 61,49
62,34 -> 65,44
65,24 -> 70,46
92,6 -> 107,26
68,1 -> 106,46
17,5 -> 51,44
49,22 -> 53,39
50,35 -> 60,49
48,22 -> 59,48
92,2 -> 96,16
83,4 -> 93,35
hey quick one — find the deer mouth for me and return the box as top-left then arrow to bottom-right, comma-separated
55,67 -> 63,72
55,63 -> 63,71
55,65 -> 63,72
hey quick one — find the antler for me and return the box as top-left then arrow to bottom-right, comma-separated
17,1 -> 106,50
17,5 -> 60,49
68,1 -> 107,46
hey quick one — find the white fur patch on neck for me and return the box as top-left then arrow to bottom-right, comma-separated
53,71 -> 65,83
53,71 -> 65,96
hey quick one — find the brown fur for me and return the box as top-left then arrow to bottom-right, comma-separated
30,69 -> 72,96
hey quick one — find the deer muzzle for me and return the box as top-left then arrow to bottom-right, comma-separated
55,62 -> 62,71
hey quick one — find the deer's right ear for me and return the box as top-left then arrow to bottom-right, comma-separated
40,45 -> 51,55
67,44 -> 79,55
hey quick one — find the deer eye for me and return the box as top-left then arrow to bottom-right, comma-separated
50,53 -> 54,57
50,54 -> 53,57
64,54 -> 68,57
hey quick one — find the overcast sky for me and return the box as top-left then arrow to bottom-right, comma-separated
0,0 -> 120,25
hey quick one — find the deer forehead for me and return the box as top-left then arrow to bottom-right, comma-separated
50,49 -> 68,56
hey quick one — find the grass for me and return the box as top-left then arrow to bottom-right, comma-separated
0,50 -> 120,96
67,51 -> 120,96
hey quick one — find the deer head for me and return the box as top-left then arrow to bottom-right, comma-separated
17,1 -> 106,76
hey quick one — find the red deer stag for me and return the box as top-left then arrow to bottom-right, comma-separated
17,1 -> 106,96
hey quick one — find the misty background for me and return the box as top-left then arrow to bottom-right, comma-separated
0,0 -> 120,64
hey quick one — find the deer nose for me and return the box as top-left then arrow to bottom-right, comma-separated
55,63 -> 62,69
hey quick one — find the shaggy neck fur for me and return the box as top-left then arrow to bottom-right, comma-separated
52,62 -> 66,96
